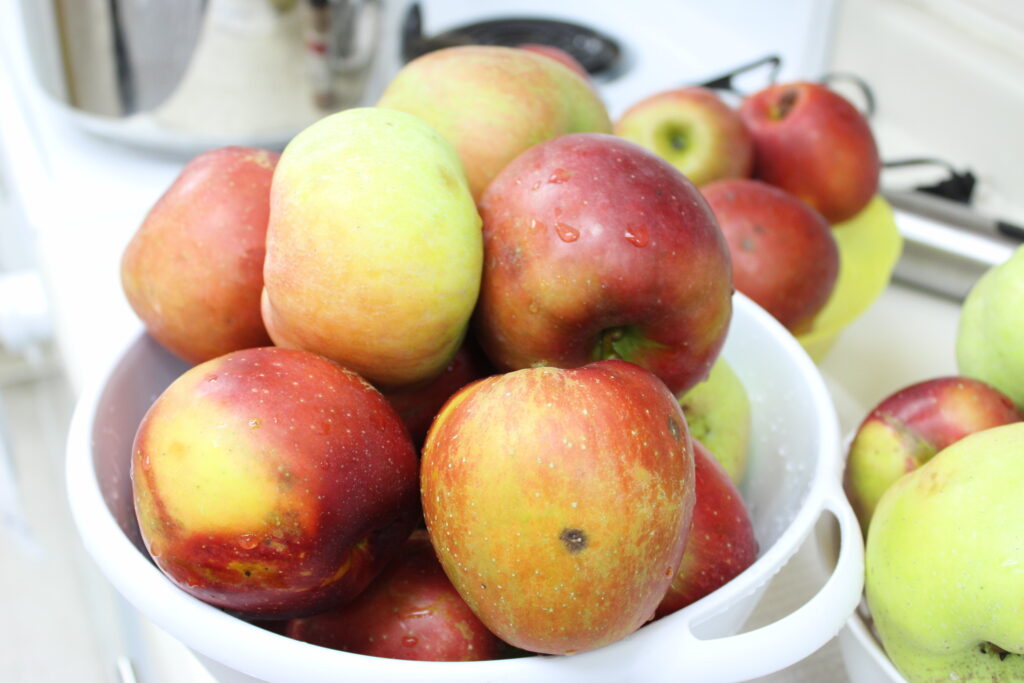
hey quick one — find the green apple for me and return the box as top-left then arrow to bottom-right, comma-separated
957,245 -> 1024,411
377,45 -> 611,200
865,422 -> 1024,681
262,107 -> 482,389
614,87 -> 753,187
677,357 -> 751,483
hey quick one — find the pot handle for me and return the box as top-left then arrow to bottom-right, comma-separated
644,486 -> 864,683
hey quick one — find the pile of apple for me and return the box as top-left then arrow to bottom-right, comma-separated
841,245 -> 1024,682
118,44 -> 879,662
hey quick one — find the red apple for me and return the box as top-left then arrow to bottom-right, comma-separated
701,178 -> 839,334
739,81 -> 880,223
475,133 -> 733,396
517,43 -> 590,79
131,347 -> 421,619
615,87 -> 754,187
655,440 -> 758,618
121,147 -> 278,364
285,531 -> 507,661
844,376 -> 1022,530
421,359 -> 696,655
381,339 -> 495,447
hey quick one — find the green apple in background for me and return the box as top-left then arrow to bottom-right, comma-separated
614,87 -> 754,187
677,357 -> 751,483
865,422 -> 1024,681
957,245 -> 1024,411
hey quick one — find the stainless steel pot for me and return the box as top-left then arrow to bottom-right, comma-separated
29,0 -> 408,150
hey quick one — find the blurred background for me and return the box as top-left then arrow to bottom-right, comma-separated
1,0 -> 1022,680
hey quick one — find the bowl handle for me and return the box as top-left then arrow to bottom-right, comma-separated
644,486 -> 864,682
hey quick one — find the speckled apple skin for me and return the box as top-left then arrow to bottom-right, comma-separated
475,133 -> 733,397
131,347 -> 421,619
421,360 -> 695,655
866,423 -> 1024,681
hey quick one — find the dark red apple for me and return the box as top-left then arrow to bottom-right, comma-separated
739,81 -> 880,223
475,132 -> 733,396
655,439 -> 758,618
131,347 -> 421,619
285,531 -> 507,661
701,178 -> 839,334
844,376 -> 1022,530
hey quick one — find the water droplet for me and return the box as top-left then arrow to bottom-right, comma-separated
239,534 -> 259,550
548,168 -> 571,184
555,223 -> 580,242
531,180 -> 542,191
624,225 -> 649,247
402,635 -> 419,647
403,607 -> 433,619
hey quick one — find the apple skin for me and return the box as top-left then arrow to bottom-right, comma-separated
421,359 -> 695,655
844,376 -> 1020,531
261,107 -> 482,389
121,147 -> 277,364
381,339 -> 495,448
284,531 -> 507,661
517,43 -> 590,80
957,245 -> 1024,411
655,440 -> 758,618
475,132 -> 733,397
738,81 -> 880,224
131,346 -> 421,620
677,357 -> 751,484
377,45 -> 611,200
701,178 -> 839,334
614,87 -> 754,187
865,422 -> 1024,681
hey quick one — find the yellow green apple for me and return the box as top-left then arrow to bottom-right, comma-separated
261,107 -> 482,389
377,45 -> 612,200
677,356 -> 751,483
865,422 -> 1024,681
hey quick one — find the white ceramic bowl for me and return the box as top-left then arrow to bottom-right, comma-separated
839,607 -> 905,683
66,294 -> 864,683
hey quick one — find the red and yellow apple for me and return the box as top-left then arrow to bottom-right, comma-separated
614,86 -> 753,187
121,146 -> 277,364
285,531 -> 506,661
702,178 -> 839,334
655,440 -> 758,618
517,43 -> 589,80
131,346 -> 421,619
377,45 -> 611,200
739,81 -> 879,224
261,107 -> 482,389
844,375 -> 1021,530
475,132 -> 733,396
421,359 -> 695,655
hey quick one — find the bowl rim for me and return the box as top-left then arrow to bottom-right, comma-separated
65,293 -> 859,682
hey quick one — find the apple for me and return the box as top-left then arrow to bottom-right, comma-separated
738,81 -> 880,223
474,132 -> 733,397
865,422 -> 1024,681
421,359 -> 695,655
381,338 -> 495,448
614,86 -> 754,187
655,440 -> 758,618
517,43 -> 590,80
677,356 -> 752,483
845,376 -> 1021,531
121,146 -> 277,364
285,531 -> 507,661
131,346 -> 421,619
377,45 -> 612,200
957,245 -> 1024,411
261,107 -> 483,389
701,178 -> 839,334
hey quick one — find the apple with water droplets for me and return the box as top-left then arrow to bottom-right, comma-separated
421,359 -> 696,655
284,531 -> 507,660
475,132 -> 733,396
131,346 -> 421,619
